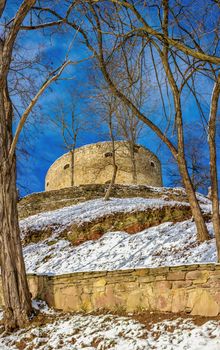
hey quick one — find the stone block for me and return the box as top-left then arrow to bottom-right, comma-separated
155,292 -> 172,312
167,271 -> 185,281
190,290 -> 219,317
172,290 -> 187,313
138,276 -> 155,283
154,281 -> 172,290
93,278 -> 107,290
92,285 -> 123,310
134,269 -> 150,277
186,271 -> 203,280
186,271 -> 209,284
172,280 -> 192,289
126,290 -> 143,312
155,275 -> 167,281
213,292 -> 220,306
81,293 -> 93,312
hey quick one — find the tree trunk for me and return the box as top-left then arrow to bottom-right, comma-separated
159,1 -> 210,243
104,117 -> 118,201
177,155 -> 210,242
89,3 -> 209,241
0,89 -> 32,332
174,94 -> 209,242
104,162 -> 118,201
208,74 -> 220,261
70,149 -> 75,187
129,143 -> 137,185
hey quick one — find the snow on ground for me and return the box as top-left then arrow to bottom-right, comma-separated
20,197 -> 191,236
0,304 -> 220,350
23,220 -> 216,275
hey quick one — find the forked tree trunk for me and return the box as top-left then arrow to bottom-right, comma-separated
89,3 -> 209,242
159,0 -> 210,243
0,90 -> 32,332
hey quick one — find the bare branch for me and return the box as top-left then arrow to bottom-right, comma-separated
111,0 -> 220,65
9,55 -> 93,161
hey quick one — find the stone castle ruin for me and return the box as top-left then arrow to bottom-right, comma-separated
45,141 -> 163,191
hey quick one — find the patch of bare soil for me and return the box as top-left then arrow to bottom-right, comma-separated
133,311 -> 220,329
82,309 -> 220,331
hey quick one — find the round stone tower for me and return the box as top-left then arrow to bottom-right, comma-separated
45,141 -> 162,191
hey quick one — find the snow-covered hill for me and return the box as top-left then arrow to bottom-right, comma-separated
0,192 -> 218,350
17,196 -> 216,275
22,220 -> 216,275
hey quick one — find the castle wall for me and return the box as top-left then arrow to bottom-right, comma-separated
45,142 -> 162,191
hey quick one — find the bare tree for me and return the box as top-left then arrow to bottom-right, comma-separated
0,0 -> 88,330
115,102 -> 144,184
60,1 -> 210,242
50,97 -> 84,187
87,74 -> 119,199
104,98 -> 118,201
208,73 -> 220,260
48,0 -> 219,245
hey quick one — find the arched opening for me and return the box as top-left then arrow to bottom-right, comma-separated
64,164 -> 70,170
105,152 -> 113,158
150,161 -> 155,168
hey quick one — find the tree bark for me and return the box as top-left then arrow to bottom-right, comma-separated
70,149 -> 75,187
104,117 -> 118,201
177,153 -> 210,241
104,162 -> 118,201
0,87 -> 32,332
208,74 -> 220,261
160,1 -> 209,242
129,143 -> 137,185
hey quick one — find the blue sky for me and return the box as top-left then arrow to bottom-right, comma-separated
5,1 -> 219,197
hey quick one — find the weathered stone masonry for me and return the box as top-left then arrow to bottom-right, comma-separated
18,185 -> 189,219
1,264 -> 220,317
45,141 -> 163,191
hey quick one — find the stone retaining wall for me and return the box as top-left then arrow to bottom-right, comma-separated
1,264 -> 220,317
18,184 -> 190,219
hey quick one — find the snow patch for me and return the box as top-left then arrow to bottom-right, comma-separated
0,310 -> 219,350
23,220 -> 216,275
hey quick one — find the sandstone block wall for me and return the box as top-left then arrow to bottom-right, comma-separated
45,142 -> 162,191
1,264 -> 220,317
